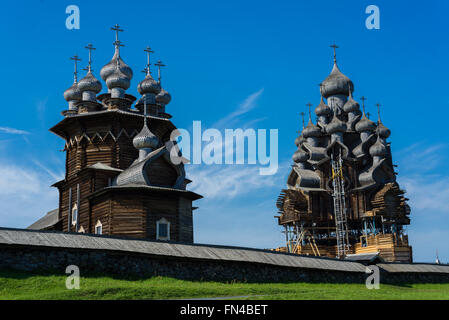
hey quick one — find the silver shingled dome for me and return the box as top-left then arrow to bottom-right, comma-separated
376,122 -> 391,139
369,136 -> 387,157
156,88 -> 171,105
326,114 -> 347,134
292,148 -> 309,163
64,82 -> 82,102
78,71 -> 102,93
294,134 -> 305,147
343,94 -> 360,113
138,73 -> 161,95
320,63 -> 353,99
355,114 -> 376,132
133,123 -> 159,150
106,66 -> 131,90
302,120 -> 322,138
315,97 -> 332,116
100,50 -> 133,82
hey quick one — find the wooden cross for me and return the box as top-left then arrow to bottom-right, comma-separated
360,96 -> 367,114
330,42 -> 339,63
154,60 -> 165,83
306,102 -> 313,121
300,112 -> 305,129
144,46 -> 154,75
84,44 -> 95,72
375,103 -> 382,122
70,55 -> 81,83
111,24 -> 123,44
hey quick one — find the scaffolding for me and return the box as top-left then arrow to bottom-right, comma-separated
330,147 -> 350,258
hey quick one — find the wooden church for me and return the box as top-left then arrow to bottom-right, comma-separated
275,46 -> 412,262
28,25 -> 201,242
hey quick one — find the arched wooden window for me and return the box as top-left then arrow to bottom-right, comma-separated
95,220 -> 103,235
71,204 -> 78,226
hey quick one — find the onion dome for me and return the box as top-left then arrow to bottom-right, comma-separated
137,73 -> 161,95
156,88 -> 171,105
369,136 -> 388,157
133,122 -> 159,150
100,50 -> 133,82
64,82 -> 82,102
78,71 -> 102,94
292,148 -> 308,163
315,97 -> 331,117
105,65 -> 131,90
326,114 -> 347,134
355,114 -> 376,132
377,122 -> 391,139
302,120 -> 321,138
294,134 -> 305,147
343,92 -> 360,113
320,63 -> 354,99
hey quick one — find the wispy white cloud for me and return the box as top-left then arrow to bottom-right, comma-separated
32,159 -> 64,181
396,142 -> 447,173
187,164 -> 282,199
395,142 -> 449,261
213,89 -> 264,129
36,98 -> 48,128
396,142 -> 449,215
0,127 -> 30,135
400,175 -> 449,215
0,161 -> 58,228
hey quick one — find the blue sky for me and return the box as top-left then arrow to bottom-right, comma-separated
0,0 -> 448,262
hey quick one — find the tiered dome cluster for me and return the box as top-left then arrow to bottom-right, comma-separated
291,54 -> 393,189
63,25 -> 171,116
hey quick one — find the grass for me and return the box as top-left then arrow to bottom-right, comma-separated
0,270 -> 449,300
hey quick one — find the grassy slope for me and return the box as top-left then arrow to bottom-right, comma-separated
0,270 -> 449,300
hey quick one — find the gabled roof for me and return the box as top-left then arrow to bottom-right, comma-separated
27,209 -> 60,230
345,252 -> 384,264
88,184 -> 203,200
87,162 -> 123,172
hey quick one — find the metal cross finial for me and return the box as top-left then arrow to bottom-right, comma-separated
154,60 -> 165,84
110,24 -> 124,52
375,103 -> 382,122
306,102 -> 313,121
330,42 -> 339,63
360,96 -> 367,114
84,44 -> 96,72
70,55 -> 81,83
366,112 -> 371,119
111,24 -> 123,42
143,46 -> 154,75
300,112 -> 306,129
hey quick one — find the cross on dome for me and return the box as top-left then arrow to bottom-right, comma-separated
70,55 -> 81,83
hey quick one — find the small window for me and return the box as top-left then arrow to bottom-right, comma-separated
361,236 -> 367,247
95,220 -> 103,235
71,204 -> 78,226
156,218 -> 170,241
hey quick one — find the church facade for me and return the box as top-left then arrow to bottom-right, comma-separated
32,25 -> 201,242
276,47 -> 412,262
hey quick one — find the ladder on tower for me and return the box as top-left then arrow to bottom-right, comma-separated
331,148 -> 350,258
